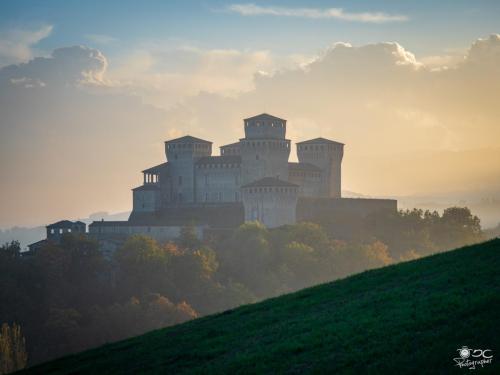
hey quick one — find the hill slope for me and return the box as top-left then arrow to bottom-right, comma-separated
24,239 -> 500,374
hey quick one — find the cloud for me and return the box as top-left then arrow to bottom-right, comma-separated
227,3 -> 408,23
163,35 -> 500,195
1,35 -> 500,227
107,44 -> 282,108
0,45 -> 167,227
462,33 -> 500,69
0,25 -> 53,66
0,45 -> 108,87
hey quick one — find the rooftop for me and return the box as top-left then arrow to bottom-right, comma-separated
27,239 -> 48,248
142,162 -> 169,174
220,142 -> 240,148
296,137 -> 344,146
244,113 -> 286,123
132,184 -> 161,191
165,135 -> 212,144
47,220 -> 85,229
242,177 -> 299,188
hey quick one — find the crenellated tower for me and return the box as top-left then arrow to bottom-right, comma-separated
240,113 -> 291,184
164,135 -> 212,204
296,138 -> 344,198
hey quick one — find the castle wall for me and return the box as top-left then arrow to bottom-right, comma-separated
128,203 -> 245,228
133,188 -> 161,212
297,142 -> 343,198
242,185 -> 298,228
195,161 -> 241,203
220,142 -> 240,156
297,197 -> 397,221
89,222 -> 204,253
240,139 -> 291,184
288,164 -> 322,197
165,141 -> 212,204
244,116 -> 286,139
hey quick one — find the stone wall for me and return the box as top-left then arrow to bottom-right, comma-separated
194,160 -> 241,203
240,139 -> 291,185
297,197 -> 397,221
89,222 -> 204,242
242,186 -> 298,228
128,203 -> 245,228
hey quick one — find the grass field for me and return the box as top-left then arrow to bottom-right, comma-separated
23,239 -> 500,374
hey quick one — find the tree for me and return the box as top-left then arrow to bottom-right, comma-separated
114,235 -> 171,298
0,323 -> 27,374
217,222 -> 276,297
178,223 -> 201,250
0,241 -> 21,260
439,207 -> 482,247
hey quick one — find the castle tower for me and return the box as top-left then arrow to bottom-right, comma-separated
241,177 -> 299,228
296,138 -> 344,198
164,135 -> 212,204
240,113 -> 291,185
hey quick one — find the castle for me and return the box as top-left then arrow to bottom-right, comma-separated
29,113 -> 397,253
128,113 -> 344,228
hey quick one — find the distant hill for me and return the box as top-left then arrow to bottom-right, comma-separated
24,239 -> 500,374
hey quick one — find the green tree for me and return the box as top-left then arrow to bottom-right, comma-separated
114,235 -> 171,298
217,222 -> 277,297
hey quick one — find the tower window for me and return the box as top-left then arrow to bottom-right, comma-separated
256,154 -> 259,160
178,176 -> 182,185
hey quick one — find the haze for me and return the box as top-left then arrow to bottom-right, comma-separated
1,0 -> 500,228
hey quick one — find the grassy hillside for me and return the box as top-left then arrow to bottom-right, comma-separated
24,239 -> 500,374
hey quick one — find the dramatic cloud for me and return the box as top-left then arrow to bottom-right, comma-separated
1,35 -> 500,227
163,35 -> 500,196
227,4 -> 408,23
0,25 -> 53,66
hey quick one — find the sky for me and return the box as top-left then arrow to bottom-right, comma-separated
0,0 -> 500,228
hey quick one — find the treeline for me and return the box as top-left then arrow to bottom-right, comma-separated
0,207 -> 484,368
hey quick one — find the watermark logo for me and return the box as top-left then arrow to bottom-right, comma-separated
453,346 -> 493,369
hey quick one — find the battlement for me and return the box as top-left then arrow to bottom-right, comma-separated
165,135 -> 212,162
244,113 -> 286,140
296,137 -> 344,198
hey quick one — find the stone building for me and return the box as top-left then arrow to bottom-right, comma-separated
125,113 -> 353,228
27,220 -> 86,253
29,113 -> 397,251
241,177 -> 299,228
